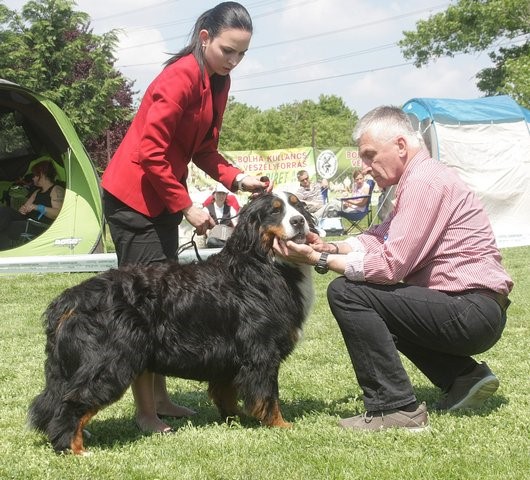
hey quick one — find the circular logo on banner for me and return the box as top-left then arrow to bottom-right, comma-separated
316,150 -> 338,179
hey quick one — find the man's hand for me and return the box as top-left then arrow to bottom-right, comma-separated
273,237 -> 320,265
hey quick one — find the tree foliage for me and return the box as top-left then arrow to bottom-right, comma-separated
1,0 -> 358,168
0,0 -> 136,168
399,0 -> 530,107
220,94 -> 358,150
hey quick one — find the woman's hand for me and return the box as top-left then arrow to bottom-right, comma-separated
18,203 -> 34,215
183,205 -> 215,235
240,176 -> 273,195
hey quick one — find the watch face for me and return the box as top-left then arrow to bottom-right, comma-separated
315,264 -> 328,274
314,253 -> 329,274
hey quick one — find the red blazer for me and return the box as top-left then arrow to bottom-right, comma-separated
101,54 -> 242,217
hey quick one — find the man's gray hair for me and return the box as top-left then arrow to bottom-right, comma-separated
353,106 -> 423,147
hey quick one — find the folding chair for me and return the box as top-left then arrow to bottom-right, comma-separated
337,179 -> 375,234
19,218 -> 49,243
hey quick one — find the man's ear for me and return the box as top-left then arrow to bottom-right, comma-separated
396,136 -> 408,156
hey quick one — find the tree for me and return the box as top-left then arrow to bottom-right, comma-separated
0,0 -> 136,168
220,95 -> 358,150
398,0 -> 530,108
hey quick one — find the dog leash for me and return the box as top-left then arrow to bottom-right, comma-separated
176,232 -> 204,262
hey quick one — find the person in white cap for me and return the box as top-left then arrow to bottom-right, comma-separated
204,183 -> 239,227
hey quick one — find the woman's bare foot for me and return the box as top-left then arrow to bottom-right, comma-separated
153,374 -> 196,418
135,413 -> 175,434
156,400 -> 196,419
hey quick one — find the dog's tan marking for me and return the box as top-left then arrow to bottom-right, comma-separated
56,309 -> 75,334
272,198 -> 283,209
261,226 -> 286,249
70,409 -> 97,455
250,399 -> 291,428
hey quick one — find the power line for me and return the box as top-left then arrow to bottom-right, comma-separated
118,42 -> 397,70
91,0 -> 184,21
99,0 -> 285,33
235,44 -> 397,79
116,3 -> 449,52
251,3 -> 449,50
231,62 -> 416,93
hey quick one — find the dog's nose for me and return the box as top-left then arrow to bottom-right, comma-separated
290,215 -> 305,229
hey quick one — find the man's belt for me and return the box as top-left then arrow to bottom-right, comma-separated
466,289 -> 511,312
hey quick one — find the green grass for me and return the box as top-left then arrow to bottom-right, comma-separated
0,247 -> 529,479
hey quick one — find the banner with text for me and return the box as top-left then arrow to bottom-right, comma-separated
189,146 -> 361,201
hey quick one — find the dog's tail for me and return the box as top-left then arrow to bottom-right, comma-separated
27,288 -> 81,434
27,379 -> 64,433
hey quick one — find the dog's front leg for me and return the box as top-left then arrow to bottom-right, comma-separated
238,365 -> 292,428
253,398 -> 291,428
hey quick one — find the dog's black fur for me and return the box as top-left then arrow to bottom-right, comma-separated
28,192 -> 315,454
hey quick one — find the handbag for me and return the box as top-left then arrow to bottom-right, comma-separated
206,223 -> 234,248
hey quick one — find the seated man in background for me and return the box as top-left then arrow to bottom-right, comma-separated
296,169 -> 325,218
0,158 -> 65,249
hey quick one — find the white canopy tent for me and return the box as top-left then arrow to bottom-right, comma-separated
403,96 -> 530,248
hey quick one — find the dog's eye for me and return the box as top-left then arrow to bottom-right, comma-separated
272,199 -> 283,215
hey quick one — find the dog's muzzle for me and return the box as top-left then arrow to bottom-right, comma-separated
288,215 -> 308,244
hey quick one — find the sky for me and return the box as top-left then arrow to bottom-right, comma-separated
4,0 -> 495,116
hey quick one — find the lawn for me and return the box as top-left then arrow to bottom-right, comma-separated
0,246 -> 528,479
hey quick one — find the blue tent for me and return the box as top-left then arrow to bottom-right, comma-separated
403,96 -> 530,248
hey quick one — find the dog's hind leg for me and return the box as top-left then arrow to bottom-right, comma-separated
46,362 -> 137,453
208,381 -> 243,420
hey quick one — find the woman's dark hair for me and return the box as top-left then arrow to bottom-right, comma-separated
164,2 -> 252,83
352,168 -> 363,179
32,160 -> 57,181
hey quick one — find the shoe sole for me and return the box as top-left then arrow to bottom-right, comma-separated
340,424 -> 430,433
448,375 -> 499,411
339,419 -> 430,432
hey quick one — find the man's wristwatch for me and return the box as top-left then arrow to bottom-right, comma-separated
314,252 -> 329,274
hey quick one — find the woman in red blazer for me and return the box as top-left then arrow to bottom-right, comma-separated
102,2 -> 268,435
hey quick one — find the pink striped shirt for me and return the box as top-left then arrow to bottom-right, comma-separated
356,150 -> 513,295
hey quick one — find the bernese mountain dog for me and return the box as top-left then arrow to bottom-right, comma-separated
28,191 -> 316,454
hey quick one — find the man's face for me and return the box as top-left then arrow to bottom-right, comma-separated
298,174 -> 311,189
358,133 -> 404,188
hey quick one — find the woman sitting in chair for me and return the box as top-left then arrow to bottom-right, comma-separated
342,168 -> 371,213
0,158 -> 65,249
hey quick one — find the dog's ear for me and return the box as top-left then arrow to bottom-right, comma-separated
224,195 -> 271,262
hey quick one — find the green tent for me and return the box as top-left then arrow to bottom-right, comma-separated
0,79 -> 104,257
